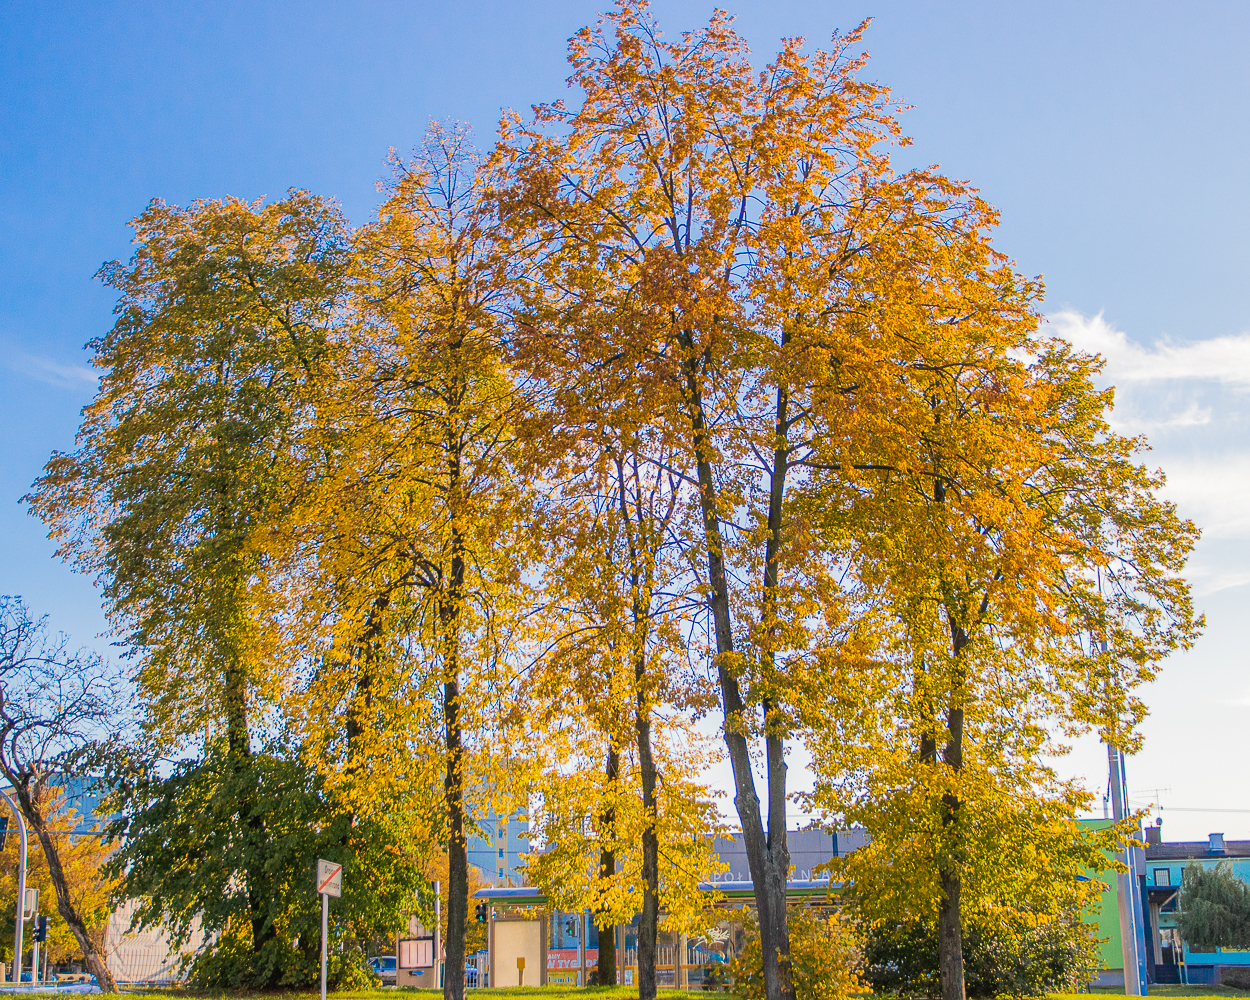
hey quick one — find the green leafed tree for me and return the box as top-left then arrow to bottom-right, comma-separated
102,738 -> 430,987
27,191 -> 360,984
1178,861 -> 1250,952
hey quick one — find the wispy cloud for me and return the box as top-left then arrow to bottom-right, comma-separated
1119,402 -> 1213,433
6,352 -> 99,388
1157,454 -> 1250,540
1046,310 -> 1250,387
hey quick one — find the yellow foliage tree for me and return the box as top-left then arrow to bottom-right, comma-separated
498,6 -> 1058,999
289,123 -> 538,1000
517,386 -> 724,984
0,794 -> 114,974
801,335 -> 1201,1000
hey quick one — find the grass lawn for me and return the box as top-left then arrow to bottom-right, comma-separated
115,989 -> 640,1000
1060,991 -> 1250,998
55,984 -> 1250,999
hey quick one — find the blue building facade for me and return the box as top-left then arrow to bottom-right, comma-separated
467,810 -> 529,885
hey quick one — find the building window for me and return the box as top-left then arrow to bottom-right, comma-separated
498,848 -> 504,859
498,868 -> 504,878
1154,867 -> 1172,887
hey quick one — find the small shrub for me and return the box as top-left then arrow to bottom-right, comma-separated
860,911 -> 1100,998
729,906 -> 861,1000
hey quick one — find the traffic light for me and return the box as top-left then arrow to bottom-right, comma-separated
33,915 -> 47,943
474,903 -> 488,923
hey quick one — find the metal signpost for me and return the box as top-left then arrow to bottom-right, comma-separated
316,859 -> 342,1000
0,791 -> 28,984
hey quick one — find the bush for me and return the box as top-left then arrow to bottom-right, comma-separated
729,906 -> 861,1000
860,911 -> 1100,998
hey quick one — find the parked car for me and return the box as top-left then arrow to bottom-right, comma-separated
466,950 -> 489,988
368,955 -> 398,985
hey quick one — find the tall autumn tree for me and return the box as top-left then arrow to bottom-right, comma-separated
0,597 -> 122,991
802,335 -> 1201,1000
521,417 -> 722,991
27,191 -> 350,982
497,7 -> 1037,998
344,123 -> 535,1000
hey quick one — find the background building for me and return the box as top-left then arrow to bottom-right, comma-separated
1144,827 -> 1250,987
467,810 -> 529,885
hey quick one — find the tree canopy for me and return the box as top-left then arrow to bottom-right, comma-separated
1179,862 -> 1250,952
24,4 -> 1201,999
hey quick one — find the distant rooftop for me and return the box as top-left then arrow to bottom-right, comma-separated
1146,832 -> 1250,860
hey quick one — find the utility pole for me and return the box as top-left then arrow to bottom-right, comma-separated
30,913 -> 39,985
1098,633 -> 1148,997
1108,742 -> 1148,996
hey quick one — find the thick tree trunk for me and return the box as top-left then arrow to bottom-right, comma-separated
223,649 -> 277,972
636,676 -> 659,1000
938,612 -> 970,1000
441,399 -> 468,1000
938,865 -> 965,1000
679,351 -> 794,1000
596,746 -> 620,986
445,667 -> 468,1000
17,782 -> 118,992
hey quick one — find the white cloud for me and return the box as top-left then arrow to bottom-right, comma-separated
1157,454 -> 1250,540
6,353 -> 99,388
1112,401 -> 1213,433
1165,402 -> 1214,427
1045,310 -> 1250,387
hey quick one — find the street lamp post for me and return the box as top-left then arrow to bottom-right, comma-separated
0,791 -> 28,985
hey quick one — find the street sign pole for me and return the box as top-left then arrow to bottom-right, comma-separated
316,859 -> 343,1000
320,890 -> 328,1000
434,881 -> 441,989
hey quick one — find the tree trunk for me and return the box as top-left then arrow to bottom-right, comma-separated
635,669 -> 659,1000
938,612 -> 970,1000
758,385 -> 794,1000
441,411 -> 468,1000
596,746 -> 620,986
444,664 -> 467,1000
617,450 -> 661,1000
679,349 -> 794,1000
441,531 -> 468,1000
223,648 -> 277,974
17,782 -> 118,992
938,865 -> 965,1000
345,592 -> 390,759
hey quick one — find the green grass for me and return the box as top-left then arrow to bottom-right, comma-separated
69,985 -> 1250,1000
1058,990 -> 1250,998
114,989 -> 639,1000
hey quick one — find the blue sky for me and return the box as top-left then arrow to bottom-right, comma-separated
3,0 -> 1248,839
